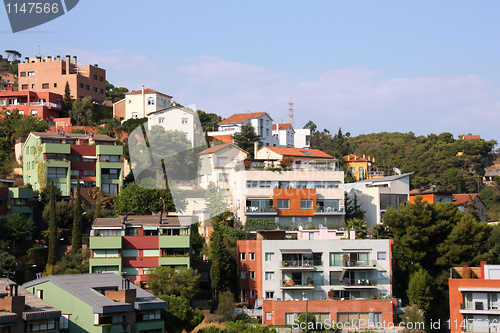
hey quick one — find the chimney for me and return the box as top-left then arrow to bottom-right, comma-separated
0,284 -> 24,314
65,55 -> 71,74
73,56 -> 77,65
373,157 -> 375,163
47,56 -> 52,61
254,141 -> 258,159
142,85 -> 145,117
158,212 -> 163,224
24,57 -> 29,63
56,55 -> 60,61
481,261 -> 487,279
94,64 -> 98,67
363,153 -> 366,159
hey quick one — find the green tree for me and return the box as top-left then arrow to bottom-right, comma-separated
399,304 -> 425,333
47,184 -> 58,266
205,183 -> 230,218
62,81 -> 73,116
191,221 -> 205,263
197,110 -> 222,132
42,200 -> 74,230
69,96 -> 94,126
344,192 -> 365,220
0,250 -> 16,274
217,290 -> 236,322
295,312 -> 318,332
210,221 -> 234,299
3,214 -> 34,251
346,218 -> 366,239
159,294 -> 204,333
105,81 -> 129,103
407,267 -> 435,318
71,179 -> 83,254
233,124 -> 260,156
147,266 -> 201,301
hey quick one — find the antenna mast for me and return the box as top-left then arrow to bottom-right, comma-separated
288,97 -> 294,127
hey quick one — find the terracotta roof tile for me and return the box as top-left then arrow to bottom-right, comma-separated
452,193 -> 478,206
125,88 -> 172,97
343,154 -> 370,162
218,112 -> 267,125
207,135 -> 233,143
272,123 -> 292,130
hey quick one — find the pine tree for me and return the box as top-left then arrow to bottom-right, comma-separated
71,178 -> 82,255
47,183 -> 57,266
62,81 -> 72,116
233,124 -> 261,156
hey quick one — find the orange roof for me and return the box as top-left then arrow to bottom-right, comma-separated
198,143 -> 247,156
272,123 -> 292,130
452,193 -> 478,206
218,112 -> 267,125
262,146 -> 333,158
343,154 -> 370,162
208,134 -> 233,143
462,135 -> 481,140
125,88 -> 172,97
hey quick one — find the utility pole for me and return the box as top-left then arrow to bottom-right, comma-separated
288,97 -> 294,128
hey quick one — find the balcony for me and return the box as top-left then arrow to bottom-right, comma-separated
29,101 -> 61,108
342,260 -> 378,269
315,207 -> 344,215
460,302 -> 500,315
281,279 -> 321,289
90,236 -> 122,250
245,206 -> 277,215
342,279 -> 377,288
280,260 -> 322,270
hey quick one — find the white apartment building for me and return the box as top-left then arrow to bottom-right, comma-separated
272,123 -> 295,147
207,112 -> 279,147
294,128 -> 311,149
344,173 -> 412,228
113,87 -> 172,121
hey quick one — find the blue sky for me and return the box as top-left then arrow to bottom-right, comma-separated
2,1 -> 500,144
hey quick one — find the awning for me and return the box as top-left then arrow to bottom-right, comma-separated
82,155 -> 97,159
280,249 -> 312,253
143,225 -> 158,230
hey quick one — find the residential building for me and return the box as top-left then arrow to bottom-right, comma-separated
294,128 -> 311,149
22,132 -> 123,196
484,162 -> 500,183
345,173 -> 412,228
207,112 -> 278,147
409,187 -> 453,204
0,71 -> 17,91
146,105 -> 203,148
343,154 -> 385,181
113,87 -> 172,122
452,193 -> 487,222
23,273 -> 166,333
237,232 -> 397,326
272,123 -> 295,147
232,150 -> 345,225
0,91 -> 62,120
462,135 -> 481,140
18,55 -> 106,103
197,143 -> 248,191
0,279 -> 61,333
449,262 -> 500,333
89,214 -> 195,287
0,178 -> 33,220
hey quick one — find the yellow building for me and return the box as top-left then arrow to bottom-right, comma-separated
343,154 -> 384,181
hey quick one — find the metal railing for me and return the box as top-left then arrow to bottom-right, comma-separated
280,260 -> 322,268
245,206 -> 277,213
342,260 -> 378,267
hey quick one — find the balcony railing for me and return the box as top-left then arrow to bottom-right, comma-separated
367,171 -> 385,177
245,207 -> 277,213
342,260 -> 378,268
315,207 -> 344,213
342,279 -> 377,287
280,260 -> 322,268
30,101 -> 62,108
460,303 -> 498,310
282,279 -> 323,287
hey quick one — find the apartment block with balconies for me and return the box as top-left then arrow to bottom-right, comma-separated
237,233 -> 397,326
0,90 -> 62,120
449,262 -> 500,333
90,215 -> 195,287
22,132 -> 123,196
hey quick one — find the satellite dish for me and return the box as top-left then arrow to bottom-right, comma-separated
5,285 -> 10,291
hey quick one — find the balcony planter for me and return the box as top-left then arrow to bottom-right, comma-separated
307,277 -> 314,286
328,290 -> 334,299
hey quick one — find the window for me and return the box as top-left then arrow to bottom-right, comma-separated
218,173 -> 229,182
249,290 -> 256,298
22,84 -> 28,90
79,83 -> 84,88
102,184 -> 119,196
102,168 -> 120,179
36,289 -> 43,299
158,117 -> 165,124
54,83 -> 57,88
31,84 -> 35,89
45,153 -> 66,160
489,293 -> 498,310
265,312 -> 272,320
265,272 -> 274,280
60,315 -> 69,329
301,199 -> 313,209
249,271 -> 255,279
99,76 -> 104,82
377,252 -> 386,261
26,318 -> 56,331
93,74 -> 98,80
259,181 -> 272,188
93,249 -> 119,258
246,181 -> 258,188
67,155 -> 79,162
85,85 -> 90,90
182,118 -> 188,124
18,110 -> 24,115
265,252 -> 274,261
277,199 -> 289,209
265,291 -> 275,299
83,170 -> 96,176
140,309 -> 161,321
249,252 -> 255,260
99,88 -> 104,94
93,87 -> 98,92
240,271 -> 246,279
70,170 -> 79,176
42,83 -> 49,89
100,155 -> 120,162
239,252 -> 246,260
148,97 -> 154,105
330,253 -> 342,266
47,167 -> 67,178
20,72 -> 26,77
132,112 -> 138,118
28,71 -> 35,76
128,99 -> 132,104
217,157 -> 228,167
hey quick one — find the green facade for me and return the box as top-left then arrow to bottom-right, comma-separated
23,134 -> 123,196
26,280 -> 165,333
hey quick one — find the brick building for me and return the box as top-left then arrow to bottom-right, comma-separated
18,55 -> 106,103
0,90 -> 62,120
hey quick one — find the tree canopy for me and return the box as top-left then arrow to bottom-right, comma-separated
147,266 -> 201,300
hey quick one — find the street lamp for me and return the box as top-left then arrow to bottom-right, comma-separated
303,292 -> 309,333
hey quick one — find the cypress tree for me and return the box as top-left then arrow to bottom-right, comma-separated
71,178 -> 82,255
47,183 -> 57,266
62,81 -> 72,116
209,221 -> 232,301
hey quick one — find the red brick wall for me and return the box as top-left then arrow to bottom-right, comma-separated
237,240 -> 262,307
